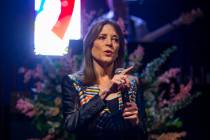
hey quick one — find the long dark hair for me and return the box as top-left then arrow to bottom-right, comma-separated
82,19 -> 125,84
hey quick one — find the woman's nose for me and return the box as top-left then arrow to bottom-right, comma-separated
105,38 -> 113,46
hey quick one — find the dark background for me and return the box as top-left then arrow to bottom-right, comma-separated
1,0 -> 210,139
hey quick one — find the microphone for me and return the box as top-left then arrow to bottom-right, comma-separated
114,68 -> 130,103
107,68 -> 125,93
115,66 -> 134,75
114,68 -> 125,74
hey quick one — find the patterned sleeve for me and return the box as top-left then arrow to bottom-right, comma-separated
62,75 -> 106,133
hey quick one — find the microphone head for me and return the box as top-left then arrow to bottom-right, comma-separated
115,68 -> 125,74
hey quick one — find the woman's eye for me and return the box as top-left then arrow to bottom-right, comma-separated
112,37 -> 119,42
97,36 -> 106,40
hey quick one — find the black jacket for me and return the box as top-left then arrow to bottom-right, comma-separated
62,74 -> 148,140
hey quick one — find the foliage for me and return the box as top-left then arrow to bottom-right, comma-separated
140,47 -> 201,132
16,54 -> 82,140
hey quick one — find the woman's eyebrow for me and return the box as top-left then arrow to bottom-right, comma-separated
98,33 -> 106,36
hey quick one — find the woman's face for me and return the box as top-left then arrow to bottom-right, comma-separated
91,24 -> 120,66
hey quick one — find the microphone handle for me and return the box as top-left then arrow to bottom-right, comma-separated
122,89 -> 130,103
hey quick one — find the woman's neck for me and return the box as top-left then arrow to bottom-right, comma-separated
93,61 -> 114,83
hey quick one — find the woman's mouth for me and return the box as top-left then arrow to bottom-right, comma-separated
104,50 -> 113,56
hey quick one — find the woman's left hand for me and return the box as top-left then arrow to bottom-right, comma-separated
122,102 -> 140,126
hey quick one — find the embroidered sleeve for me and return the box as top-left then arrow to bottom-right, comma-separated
62,75 -> 106,133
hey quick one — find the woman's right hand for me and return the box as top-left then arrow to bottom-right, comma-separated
110,66 -> 134,92
100,66 -> 134,100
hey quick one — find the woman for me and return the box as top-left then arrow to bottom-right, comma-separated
62,20 -> 147,140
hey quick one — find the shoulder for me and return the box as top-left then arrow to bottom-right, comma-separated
62,72 -> 84,87
61,72 -> 85,96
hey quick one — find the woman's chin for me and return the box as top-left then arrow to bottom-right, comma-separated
101,60 -> 114,66
94,56 -> 116,67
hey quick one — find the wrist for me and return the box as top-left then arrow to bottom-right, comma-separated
129,118 -> 140,126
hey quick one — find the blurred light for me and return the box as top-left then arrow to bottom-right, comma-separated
34,0 -> 81,56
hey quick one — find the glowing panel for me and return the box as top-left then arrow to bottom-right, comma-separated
34,0 -> 81,55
